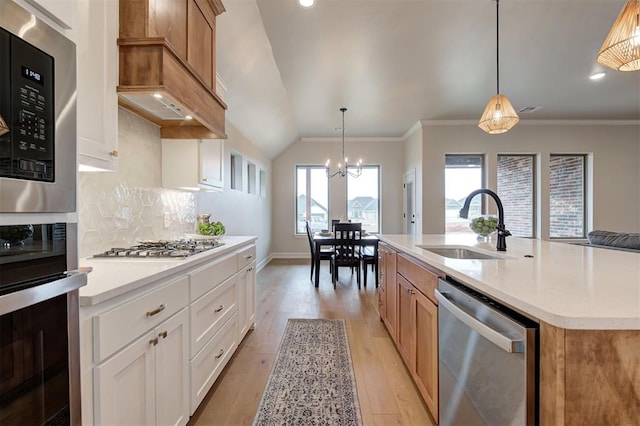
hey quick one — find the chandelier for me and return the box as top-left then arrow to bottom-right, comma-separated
325,107 -> 362,178
597,0 -> 640,72
478,0 -> 519,134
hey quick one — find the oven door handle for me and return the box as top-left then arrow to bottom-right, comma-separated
435,289 -> 523,353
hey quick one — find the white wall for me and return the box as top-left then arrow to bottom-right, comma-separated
420,122 -> 640,237
271,138 -> 404,256
197,122 -> 272,265
403,123 -> 423,236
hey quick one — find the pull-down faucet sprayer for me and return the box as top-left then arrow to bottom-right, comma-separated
459,189 -> 511,251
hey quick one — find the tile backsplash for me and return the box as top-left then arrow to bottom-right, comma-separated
78,108 -> 196,258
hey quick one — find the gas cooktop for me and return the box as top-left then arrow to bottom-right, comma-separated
93,239 -> 224,259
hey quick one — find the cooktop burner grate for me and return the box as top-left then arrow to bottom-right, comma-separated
93,239 -> 224,258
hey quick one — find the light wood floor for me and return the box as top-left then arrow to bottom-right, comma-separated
189,259 -> 436,426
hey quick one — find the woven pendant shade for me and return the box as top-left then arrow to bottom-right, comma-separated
478,94 -> 519,134
597,0 -> 640,71
0,114 -> 9,136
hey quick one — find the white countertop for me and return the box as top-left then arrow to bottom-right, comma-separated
379,234 -> 640,330
78,236 -> 257,307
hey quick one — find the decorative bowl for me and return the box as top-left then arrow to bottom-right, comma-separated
469,215 -> 498,239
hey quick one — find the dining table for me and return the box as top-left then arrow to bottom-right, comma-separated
312,232 -> 379,287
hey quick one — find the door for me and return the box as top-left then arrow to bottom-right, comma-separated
403,170 -> 416,236
94,330 -> 156,425
155,309 -> 189,426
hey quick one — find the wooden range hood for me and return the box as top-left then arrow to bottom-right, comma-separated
117,0 -> 227,139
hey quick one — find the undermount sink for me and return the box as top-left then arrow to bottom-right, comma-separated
417,245 -> 503,260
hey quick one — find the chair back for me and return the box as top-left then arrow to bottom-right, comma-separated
331,219 -> 340,232
305,221 -> 315,256
333,223 -> 361,263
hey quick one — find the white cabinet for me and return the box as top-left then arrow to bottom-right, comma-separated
74,0 -> 119,171
94,308 -> 189,426
162,139 -> 224,191
237,245 -> 257,339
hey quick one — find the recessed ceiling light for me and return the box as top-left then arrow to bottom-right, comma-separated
299,0 -> 315,8
185,115 -> 193,120
153,93 -> 163,98
589,72 -> 606,81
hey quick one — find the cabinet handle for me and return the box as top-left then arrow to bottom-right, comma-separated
407,288 -> 415,295
159,331 -> 168,339
214,305 -> 224,313
247,267 -> 253,272
215,349 -> 225,359
149,337 -> 159,346
109,150 -> 119,158
146,304 -> 166,317
202,177 -> 208,181
245,254 -> 253,259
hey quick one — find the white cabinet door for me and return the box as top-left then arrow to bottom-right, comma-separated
94,330 -> 156,425
200,139 -> 224,189
237,262 -> 256,339
75,0 -> 119,171
155,308 -> 189,426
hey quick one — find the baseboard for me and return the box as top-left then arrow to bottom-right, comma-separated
270,252 -> 310,259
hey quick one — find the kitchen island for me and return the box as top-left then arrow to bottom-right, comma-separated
378,233 -> 640,425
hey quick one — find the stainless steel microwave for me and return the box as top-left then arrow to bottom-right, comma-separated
0,1 -> 76,213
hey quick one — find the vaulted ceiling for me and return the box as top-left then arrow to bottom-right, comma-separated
216,0 -> 640,159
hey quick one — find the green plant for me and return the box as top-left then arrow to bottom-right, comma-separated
197,221 -> 225,236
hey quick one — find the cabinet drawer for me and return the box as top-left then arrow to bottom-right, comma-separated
190,275 -> 238,357
236,245 -> 256,270
397,254 -> 440,304
93,277 -> 188,363
190,253 -> 237,302
190,313 -> 238,415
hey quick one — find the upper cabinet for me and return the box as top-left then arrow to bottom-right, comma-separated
74,0 -> 119,171
118,0 -> 227,139
162,139 -> 224,191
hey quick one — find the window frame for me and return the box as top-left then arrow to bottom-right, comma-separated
346,165 -> 381,234
295,165 -> 330,235
444,154 -> 486,233
549,154 -> 588,239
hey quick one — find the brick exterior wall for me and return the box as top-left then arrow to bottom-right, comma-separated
549,155 -> 585,238
497,155 -> 534,237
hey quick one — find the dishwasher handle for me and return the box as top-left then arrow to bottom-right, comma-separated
435,289 -> 523,353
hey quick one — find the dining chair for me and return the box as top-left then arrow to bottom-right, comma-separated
361,241 -> 378,288
331,219 -> 340,232
331,222 -> 362,289
306,221 -> 333,282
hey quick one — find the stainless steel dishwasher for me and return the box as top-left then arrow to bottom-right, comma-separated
436,278 -> 538,426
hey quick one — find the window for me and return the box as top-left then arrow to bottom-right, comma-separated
230,153 -> 243,191
296,166 -> 329,234
259,169 -> 267,197
549,155 -> 586,238
347,166 -> 380,233
247,162 -> 257,195
497,155 -> 535,238
445,155 -> 484,233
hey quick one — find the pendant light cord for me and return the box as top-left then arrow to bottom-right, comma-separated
496,0 -> 500,95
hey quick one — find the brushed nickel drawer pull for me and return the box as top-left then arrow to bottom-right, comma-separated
149,337 -> 159,346
214,305 -> 224,313
215,349 -> 225,359
109,150 -> 119,157
245,254 -> 253,259
159,331 -> 168,339
146,304 -> 166,317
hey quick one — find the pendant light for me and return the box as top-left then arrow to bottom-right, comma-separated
478,0 -> 519,134
325,107 -> 362,179
0,114 -> 9,136
597,0 -> 640,72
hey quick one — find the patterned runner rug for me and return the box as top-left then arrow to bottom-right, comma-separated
253,319 -> 363,425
